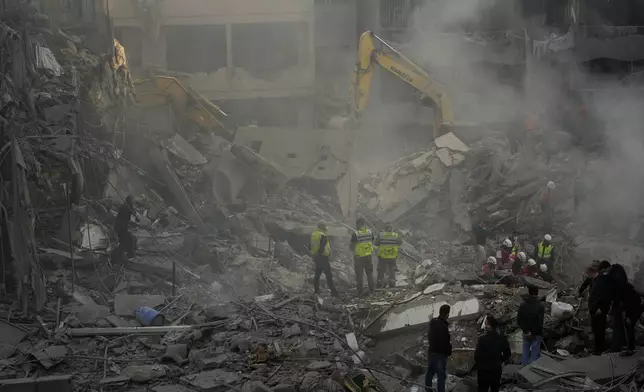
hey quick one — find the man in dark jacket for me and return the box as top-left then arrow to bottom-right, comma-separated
475,316 -> 511,392
619,282 -> 643,356
608,263 -> 629,352
589,261 -> 613,355
114,196 -> 139,258
426,305 -> 452,392
517,285 -> 545,365
578,262 -> 600,297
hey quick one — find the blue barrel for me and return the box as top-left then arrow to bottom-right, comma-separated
135,306 -> 165,326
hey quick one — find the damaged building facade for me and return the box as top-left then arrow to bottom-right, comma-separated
111,0 -> 315,129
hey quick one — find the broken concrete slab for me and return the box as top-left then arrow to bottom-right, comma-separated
180,369 -> 240,391
562,349 -> 644,383
435,148 -> 453,167
165,134 -> 207,165
114,294 -> 166,317
32,345 -> 67,369
434,132 -> 469,153
366,294 -> 480,336
423,283 -> 446,295
521,276 -> 555,290
152,385 -> 197,392
0,320 -> 28,345
0,375 -> 72,392
123,364 -> 168,383
380,187 -> 430,223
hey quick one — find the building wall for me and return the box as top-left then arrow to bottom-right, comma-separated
111,0 -> 315,127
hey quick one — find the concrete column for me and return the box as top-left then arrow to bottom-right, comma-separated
226,23 -> 233,79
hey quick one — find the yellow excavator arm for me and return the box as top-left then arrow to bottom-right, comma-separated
133,75 -> 236,142
349,31 -> 455,138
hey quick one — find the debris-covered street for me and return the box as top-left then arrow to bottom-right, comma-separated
3,1 -> 644,392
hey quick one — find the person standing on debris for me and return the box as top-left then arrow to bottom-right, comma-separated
512,252 -> 527,275
482,256 -> 497,277
534,234 -> 555,271
589,260 -> 613,355
617,281 -> 643,357
498,238 -> 513,269
608,263 -> 629,352
475,315 -> 511,392
114,195 -> 139,259
578,261 -> 601,297
375,224 -> 402,288
310,222 -> 338,297
522,258 -> 539,277
510,231 -> 522,258
517,285 -> 544,365
473,219 -> 489,270
350,218 -> 375,296
426,304 -> 452,392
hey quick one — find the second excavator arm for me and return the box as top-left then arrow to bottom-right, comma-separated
349,31 -> 455,138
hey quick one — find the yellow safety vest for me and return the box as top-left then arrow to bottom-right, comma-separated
354,227 -> 374,257
377,231 -> 400,259
511,243 -> 520,256
537,241 -> 553,261
311,229 -> 331,257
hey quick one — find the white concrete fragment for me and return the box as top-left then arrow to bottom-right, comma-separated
411,152 -> 433,168
254,294 -> 275,303
423,283 -> 446,295
434,132 -> 469,152
165,134 -> 207,165
345,333 -> 359,352
551,302 -> 574,320
451,152 -> 465,165
435,148 -> 453,166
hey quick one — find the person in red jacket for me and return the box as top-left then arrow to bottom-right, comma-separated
522,259 -> 539,277
498,238 -> 513,269
482,257 -> 498,277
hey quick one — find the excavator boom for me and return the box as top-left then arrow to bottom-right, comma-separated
349,31 -> 455,138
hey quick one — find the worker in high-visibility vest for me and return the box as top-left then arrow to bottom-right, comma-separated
310,222 -> 338,296
375,224 -> 403,288
534,234 -> 555,272
350,217 -> 375,296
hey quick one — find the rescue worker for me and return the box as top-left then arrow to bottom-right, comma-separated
375,224 -> 402,288
589,260 -> 613,355
497,238 -> 513,269
510,231 -> 521,258
512,252 -> 527,275
114,195 -> 139,259
534,234 -> 555,271
517,285 -> 544,365
350,218 -> 375,296
482,257 -> 497,277
310,222 -> 338,296
522,259 -> 539,277
474,315 -> 510,392
426,304 -> 452,392
538,263 -> 553,283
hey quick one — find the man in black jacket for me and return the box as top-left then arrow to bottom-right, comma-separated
619,282 -> 643,356
426,305 -> 452,392
517,285 -> 545,365
589,261 -> 614,355
475,316 -> 511,392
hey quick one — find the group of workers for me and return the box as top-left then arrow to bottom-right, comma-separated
310,218 -> 402,297
580,260 -> 643,356
481,233 -> 556,283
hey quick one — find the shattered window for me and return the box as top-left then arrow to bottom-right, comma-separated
165,25 -> 227,74
231,21 -> 309,79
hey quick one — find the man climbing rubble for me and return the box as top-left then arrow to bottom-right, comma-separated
534,234 -> 555,271
589,260 -> 613,355
518,285 -> 544,365
350,218 -> 375,296
375,224 -> 402,288
310,222 -> 338,297
114,195 -> 139,259
426,304 -> 452,392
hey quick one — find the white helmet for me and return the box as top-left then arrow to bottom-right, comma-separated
540,263 -> 548,272
503,238 -> 512,248
544,234 -> 552,242
547,181 -> 556,189
518,252 -> 527,262
487,256 -> 497,265
528,258 -> 537,266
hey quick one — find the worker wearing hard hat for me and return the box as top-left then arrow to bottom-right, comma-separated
538,263 -> 553,283
482,256 -> 497,277
350,217 -> 375,296
497,238 -> 513,269
375,224 -> 402,288
510,231 -> 522,259
522,259 -> 539,277
512,251 -> 527,275
534,234 -> 555,272
310,222 -> 338,296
